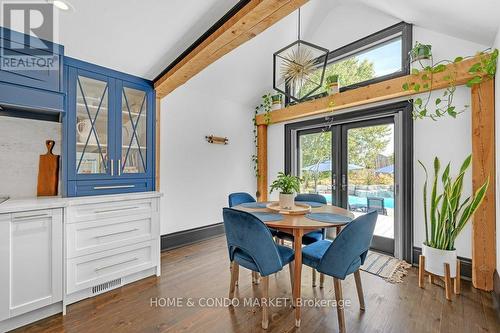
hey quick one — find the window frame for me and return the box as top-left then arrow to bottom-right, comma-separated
285,22 -> 412,106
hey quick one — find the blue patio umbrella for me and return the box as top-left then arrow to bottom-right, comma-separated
376,164 -> 394,174
302,160 -> 364,172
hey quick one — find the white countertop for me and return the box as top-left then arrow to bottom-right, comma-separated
0,192 -> 162,214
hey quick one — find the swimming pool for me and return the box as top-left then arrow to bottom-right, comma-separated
320,194 -> 395,209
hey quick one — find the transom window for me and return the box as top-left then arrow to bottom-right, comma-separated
291,22 -> 412,103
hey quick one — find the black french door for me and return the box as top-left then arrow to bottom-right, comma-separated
296,117 -> 396,255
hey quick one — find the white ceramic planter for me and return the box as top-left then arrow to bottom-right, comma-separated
422,243 -> 457,278
279,193 -> 295,210
326,83 -> 339,95
271,101 -> 282,110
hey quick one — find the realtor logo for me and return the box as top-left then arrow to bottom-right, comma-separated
1,1 -> 58,70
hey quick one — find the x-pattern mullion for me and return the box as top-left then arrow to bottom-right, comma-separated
122,89 -> 146,173
76,77 -> 108,174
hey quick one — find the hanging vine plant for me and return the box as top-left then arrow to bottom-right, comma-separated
252,93 -> 272,178
402,42 -> 498,120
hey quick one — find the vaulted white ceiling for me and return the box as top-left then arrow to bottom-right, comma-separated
52,0 -> 499,80
354,0 -> 500,46
57,0 -> 238,79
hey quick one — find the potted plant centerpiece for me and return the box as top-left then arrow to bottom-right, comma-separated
410,42 -> 432,67
419,155 -> 488,279
271,93 -> 283,110
270,172 -> 301,210
325,74 -> 340,95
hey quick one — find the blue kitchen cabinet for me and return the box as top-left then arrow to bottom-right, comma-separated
64,57 -> 154,196
0,27 -> 64,113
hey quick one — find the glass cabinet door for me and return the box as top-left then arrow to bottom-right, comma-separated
120,85 -> 148,175
75,75 -> 111,176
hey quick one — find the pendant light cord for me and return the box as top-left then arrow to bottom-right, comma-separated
297,8 -> 301,40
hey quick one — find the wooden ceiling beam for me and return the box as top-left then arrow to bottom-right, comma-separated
154,0 -> 308,98
256,56 -> 488,125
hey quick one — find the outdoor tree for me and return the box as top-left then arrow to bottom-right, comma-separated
300,57 -> 375,191
347,125 -> 392,169
299,57 -> 376,98
300,131 -> 331,191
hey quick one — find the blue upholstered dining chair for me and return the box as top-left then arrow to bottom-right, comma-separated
227,192 -> 277,285
228,192 -> 255,208
301,210 -> 378,333
276,193 -> 327,287
223,208 -> 294,329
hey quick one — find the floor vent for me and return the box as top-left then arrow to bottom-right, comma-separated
92,278 -> 122,294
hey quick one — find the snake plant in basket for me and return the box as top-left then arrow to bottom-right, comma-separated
419,155 -> 488,277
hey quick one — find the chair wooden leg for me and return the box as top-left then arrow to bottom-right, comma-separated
333,278 -> 346,333
418,255 -> 425,288
229,262 -> 239,300
444,263 -> 452,301
354,270 -> 365,311
288,262 -> 294,290
261,276 -> 269,329
320,273 -> 325,288
312,268 -> 317,287
454,259 -> 461,295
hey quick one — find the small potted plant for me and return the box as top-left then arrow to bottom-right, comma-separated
325,74 -> 340,95
270,172 -> 302,209
410,42 -> 432,67
419,155 -> 488,279
270,93 -> 283,110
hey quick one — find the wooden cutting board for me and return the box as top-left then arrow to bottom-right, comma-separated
37,140 -> 60,196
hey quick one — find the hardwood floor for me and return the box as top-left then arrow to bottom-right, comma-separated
15,236 -> 500,333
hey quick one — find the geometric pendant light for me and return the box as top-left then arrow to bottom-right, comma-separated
273,8 -> 329,102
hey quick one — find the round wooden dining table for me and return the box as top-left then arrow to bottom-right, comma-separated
234,202 -> 354,327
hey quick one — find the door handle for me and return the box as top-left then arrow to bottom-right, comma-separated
110,159 -> 114,176
341,174 -> 347,191
332,173 -> 337,191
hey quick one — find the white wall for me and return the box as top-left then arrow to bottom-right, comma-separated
159,79 -> 255,235
0,117 -> 61,198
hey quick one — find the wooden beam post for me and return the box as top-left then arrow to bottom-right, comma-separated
155,97 -> 161,191
471,79 -> 496,291
155,0 -> 308,98
255,56 -> 489,125
257,124 -> 268,202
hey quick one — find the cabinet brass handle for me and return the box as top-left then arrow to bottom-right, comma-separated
93,185 -> 135,190
94,228 -> 139,238
94,257 -> 138,271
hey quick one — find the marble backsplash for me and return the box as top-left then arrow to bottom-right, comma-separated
0,117 -> 61,198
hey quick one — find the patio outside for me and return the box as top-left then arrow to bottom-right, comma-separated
299,124 -> 395,239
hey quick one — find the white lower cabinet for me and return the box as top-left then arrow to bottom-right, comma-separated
64,194 -> 161,305
0,209 -> 63,327
0,192 -> 161,331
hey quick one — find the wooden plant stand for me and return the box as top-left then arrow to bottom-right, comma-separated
418,255 -> 461,301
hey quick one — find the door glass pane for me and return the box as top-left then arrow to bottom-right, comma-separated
76,76 -> 108,174
298,130 -> 333,204
121,87 -> 147,174
347,124 -> 395,239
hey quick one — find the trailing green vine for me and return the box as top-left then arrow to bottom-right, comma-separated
403,43 -> 498,120
252,93 -> 272,178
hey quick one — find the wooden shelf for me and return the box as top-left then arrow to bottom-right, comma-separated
255,56 -> 489,125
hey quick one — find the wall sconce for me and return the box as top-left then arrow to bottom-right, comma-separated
205,135 -> 228,145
